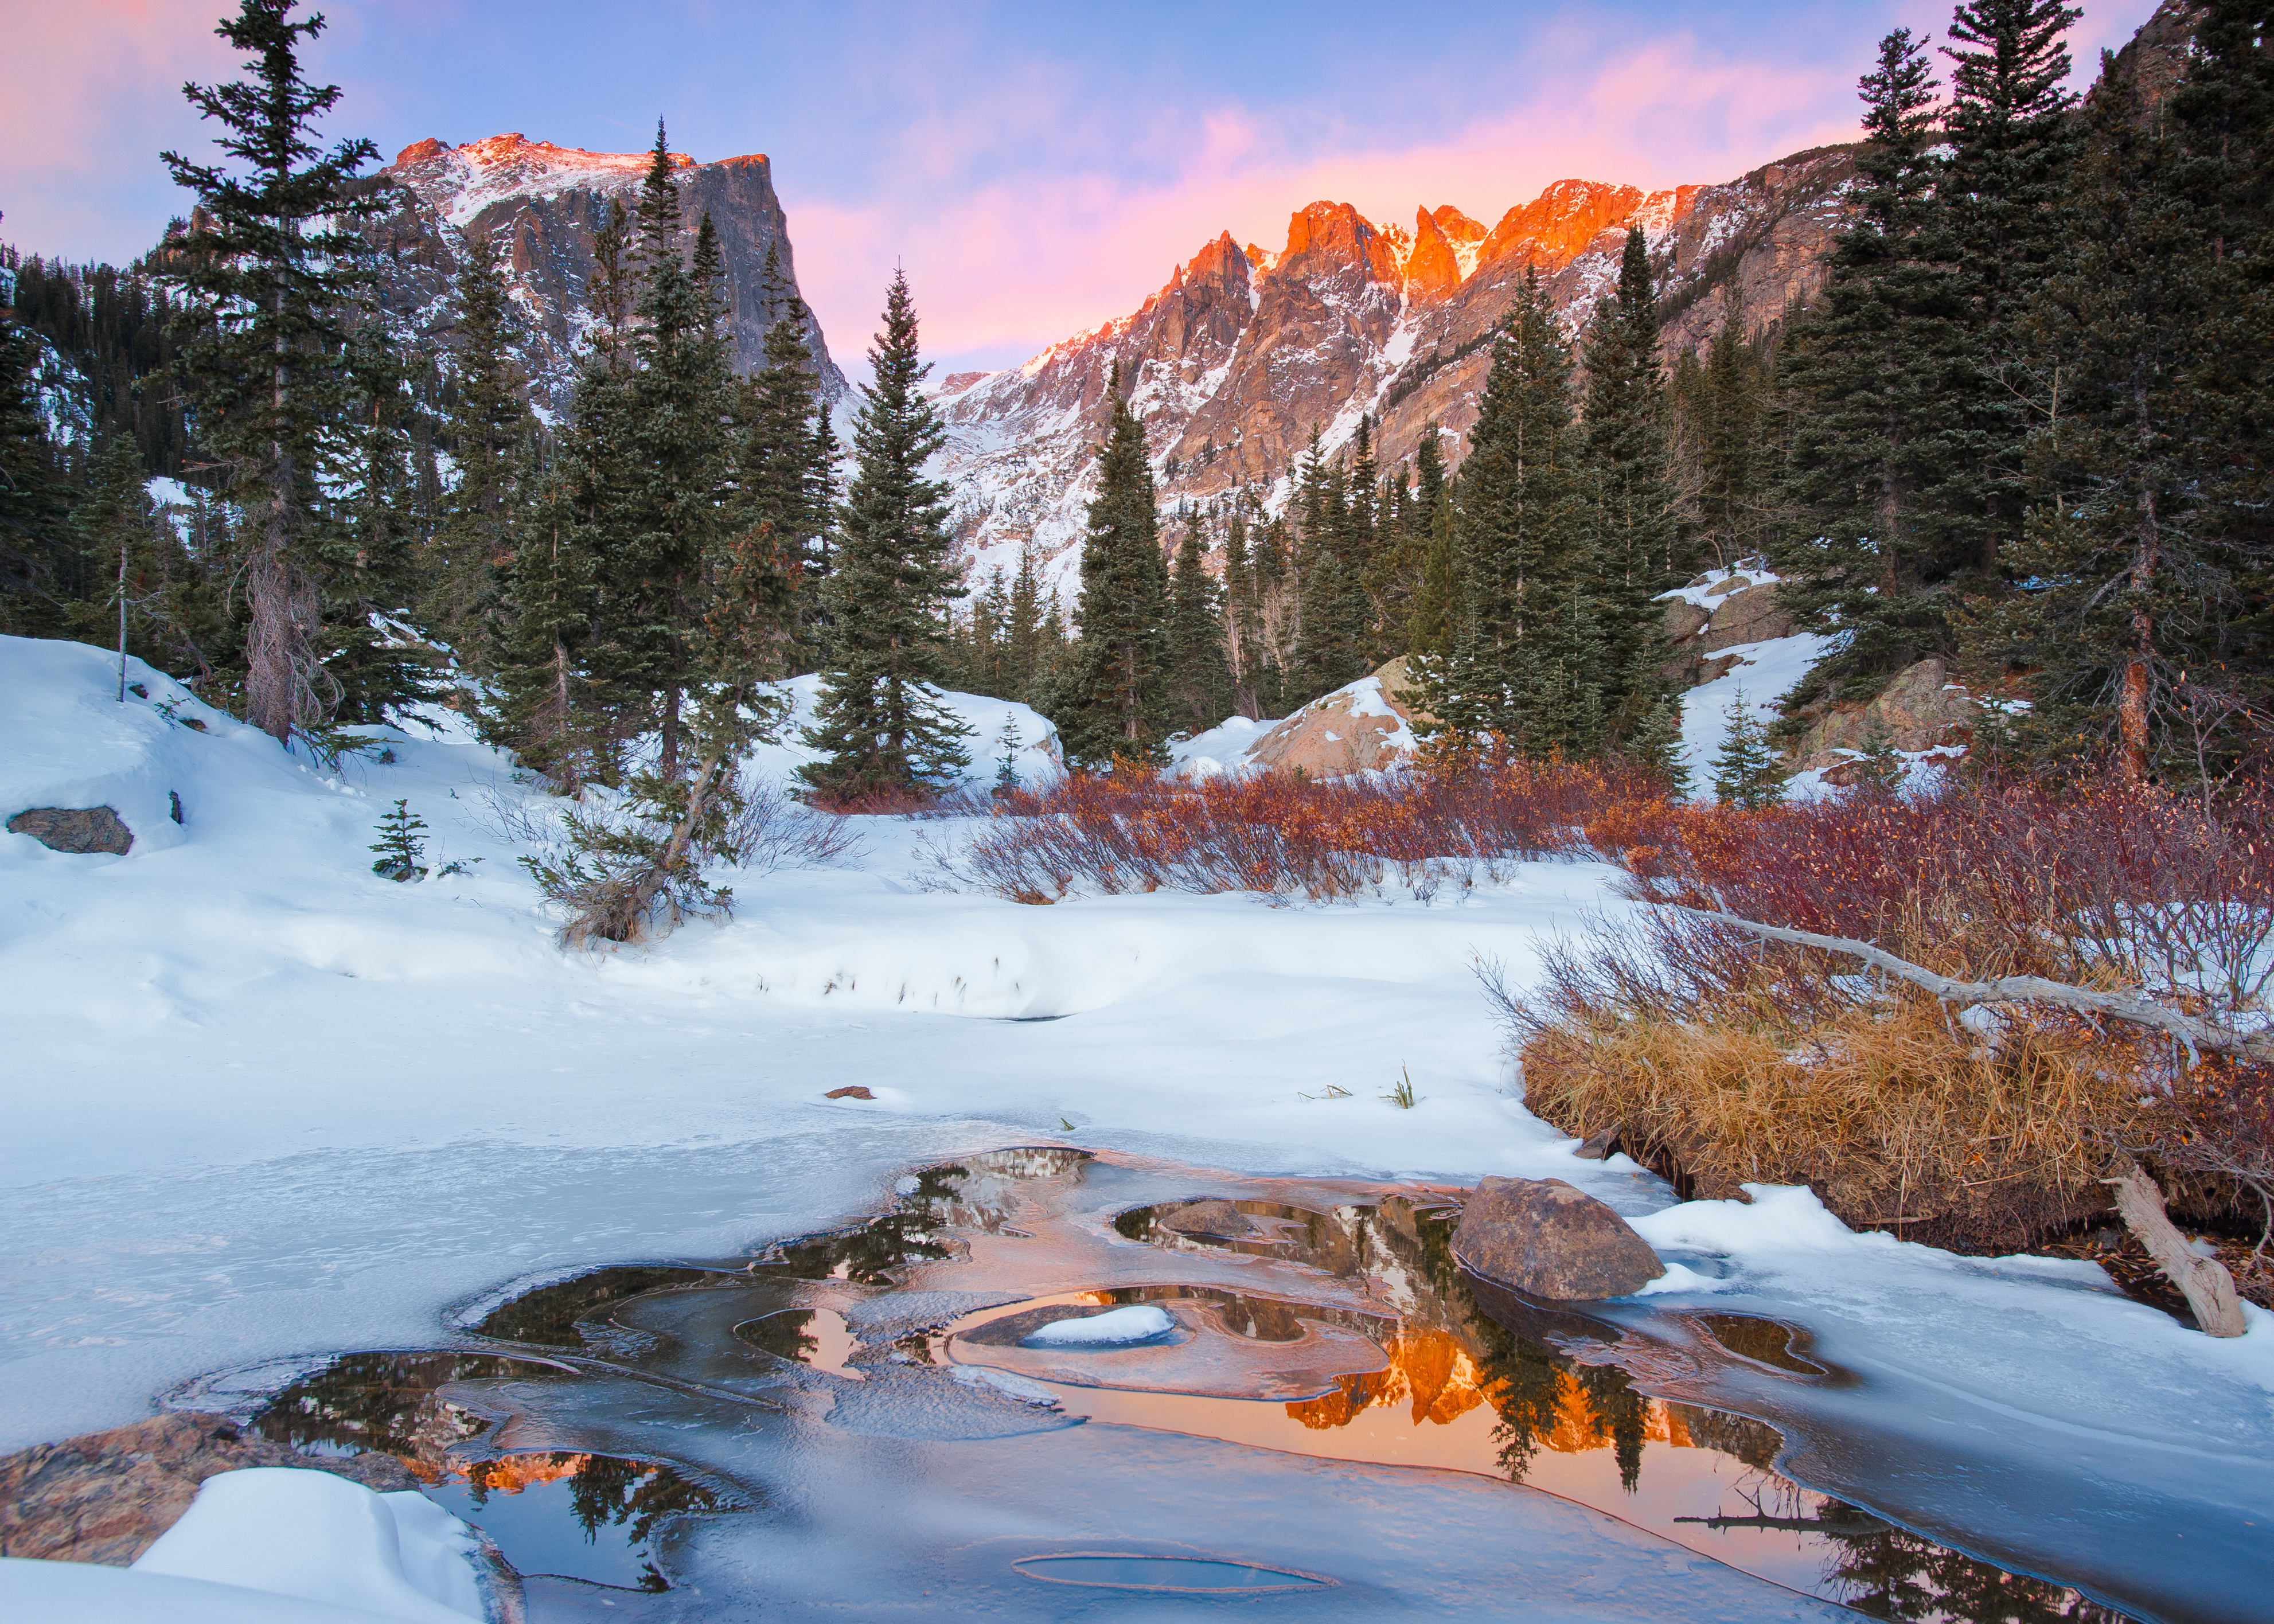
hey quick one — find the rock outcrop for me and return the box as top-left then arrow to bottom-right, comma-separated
7,806 -> 132,854
1788,657 -> 1987,783
1245,657 -> 1430,777
360,134 -> 846,417
0,1412 -> 416,1566
1657,567 -> 1797,688
936,150 -> 1856,591
1158,1200 -> 1256,1238
1450,1176 -> 1666,1301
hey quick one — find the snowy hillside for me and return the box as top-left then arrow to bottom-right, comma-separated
5,631 -> 2269,1621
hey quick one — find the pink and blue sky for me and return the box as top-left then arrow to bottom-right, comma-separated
5,1 -> 2160,375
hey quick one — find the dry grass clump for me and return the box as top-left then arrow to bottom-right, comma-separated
1494,776 -> 2274,1266
1505,916 -> 2152,1251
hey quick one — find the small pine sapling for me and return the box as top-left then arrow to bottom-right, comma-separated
1626,695 -> 1692,799
1710,694 -> 1785,809
370,800 -> 428,881
1855,715 -> 1905,793
992,714 -> 1024,798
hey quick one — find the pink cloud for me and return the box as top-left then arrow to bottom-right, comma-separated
786,29 -> 1866,371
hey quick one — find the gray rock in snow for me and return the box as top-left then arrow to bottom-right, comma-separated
1451,1176 -> 1665,1301
7,806 -> 132,854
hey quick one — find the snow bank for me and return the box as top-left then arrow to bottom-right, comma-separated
1170,713 -> 1269,779
1,1467 -> 487,1623
1675,630 -> 1836,798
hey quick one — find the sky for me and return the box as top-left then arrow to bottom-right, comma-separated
4,1 -> 2163,378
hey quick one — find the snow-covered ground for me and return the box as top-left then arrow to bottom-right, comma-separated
4,632 -> 2272,1616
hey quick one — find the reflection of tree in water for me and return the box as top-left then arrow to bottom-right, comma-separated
463,1453 -> 722,1593
736,1307 -> 820,1364
754,1164 -> 967,1284
249,1351 -> 551,1465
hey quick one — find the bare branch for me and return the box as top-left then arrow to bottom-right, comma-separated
1675,907 -> 2272,1065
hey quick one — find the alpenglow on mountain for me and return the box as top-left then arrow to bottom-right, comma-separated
364,133 -> 848,416
931,147 -> 1859,588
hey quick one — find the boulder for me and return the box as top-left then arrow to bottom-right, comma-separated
7,806 -> 132,855
1789,657 -> 1984,778
1158,1200 -> 1255,1238
0,1411 -> 417,1566
1659,575 -> 1796,686
1246,656 -> 1433,778
1450,1176 -> 1665,1300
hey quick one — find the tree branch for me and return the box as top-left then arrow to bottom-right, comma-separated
1675,906 -> 2273,1065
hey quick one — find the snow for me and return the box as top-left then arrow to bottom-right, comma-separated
1,1467 -> 487,1622
1169,712 -> 1269,778
5,630 -> 2273,1610
1020,1304 -> 1177,1346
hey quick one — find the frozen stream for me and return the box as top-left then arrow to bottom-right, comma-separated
166,1148 -> 2244,1622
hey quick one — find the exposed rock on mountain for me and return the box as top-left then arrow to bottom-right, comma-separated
935,149 -> 1856,588
359,134 -> 846,415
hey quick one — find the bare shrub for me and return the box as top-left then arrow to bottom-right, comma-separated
724,780 -> 864,874
1491,777 -> 2274,1267
943,758 -> 1665,903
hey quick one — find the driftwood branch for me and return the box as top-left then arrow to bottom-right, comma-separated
2107,1158 -> 2247,1337
1678,907 -> 2272,1065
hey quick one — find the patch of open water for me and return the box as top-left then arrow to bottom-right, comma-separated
162,1147 -> 2211,1619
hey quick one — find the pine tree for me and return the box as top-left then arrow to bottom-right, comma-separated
1710,693 -> 1784,807
1413,270 -> 1600,758
487,457 -> 595,786
1005,544 -> 1047,702
1058,369 -> 1169,767
159,0 -> 385,743
428,228 -> 532,670
1581,226 -> 1679,737
326,324 -> 429,724
739,244 -> 834,673
1163,520 -> 1232,735
0,309 -> 76,633
1966,36 -> 2273,782
798,270 -> 971,801
1624,694 -> 1692,798
1940,0 -> 2084,575
1773,27 -> 1971,708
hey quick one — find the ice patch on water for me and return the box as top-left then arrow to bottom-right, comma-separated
1021,1305 -> 1176,1346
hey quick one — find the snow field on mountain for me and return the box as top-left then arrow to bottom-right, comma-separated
3,630 -> 2270,1591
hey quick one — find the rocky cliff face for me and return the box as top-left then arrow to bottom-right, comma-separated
936,146 -> 1856,590
358,134 -> 846,416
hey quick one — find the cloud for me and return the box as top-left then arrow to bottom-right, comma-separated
786,26 -> 1866,374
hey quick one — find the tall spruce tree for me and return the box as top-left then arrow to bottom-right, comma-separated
1773,28 -> 1972,706
0,306 -> 76,633
1163,519 -> 1232,735
1968,37 -> 2273,780
159,0 -> 384,743
428,228 -> 532,670
1058,369 -> 1169,766
1939,0 -> 2083,573
1413,270 -> 1599,756
740,245 -> 836,673
797,270 -> 970,801
1581,226 -> 1679,735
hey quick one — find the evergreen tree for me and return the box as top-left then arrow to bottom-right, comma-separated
1005,543 -> 1047,702
591,134 -> 739,781
428,228 -> 531,670
1581,226 -> 1679,736
159,0 -> 385,743
798,270 -> 971,801
1694,292 -> 1766,567
1624,694 -> 1692,798
487,456 -> 594,786
1058,369 -> 1169,767
326,325 -> 429,723
1163,519 -> 1232,734
1773,27 -> 1972,706
1413,270 -> 1600,757
1711,694 -> 1784,807
740,245 -> 834,673
1405,486 -> 1458,657
1939,0 -> 2084,575
1967,38 -> 2273,781
0,307 -> 79,634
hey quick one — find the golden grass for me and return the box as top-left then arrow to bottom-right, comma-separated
1521,994 -> 2150,1252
